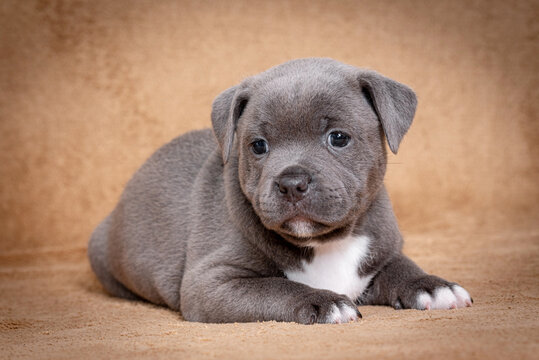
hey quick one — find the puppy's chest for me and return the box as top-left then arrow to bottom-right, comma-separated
285,235 -> 373,301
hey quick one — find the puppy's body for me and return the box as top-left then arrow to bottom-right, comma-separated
89,58 -> 472,323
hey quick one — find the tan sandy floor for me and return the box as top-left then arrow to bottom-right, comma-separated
2,225 -> 537,360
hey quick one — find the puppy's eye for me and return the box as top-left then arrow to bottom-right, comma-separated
328,131 -> 351,148
251,139 -> 269,155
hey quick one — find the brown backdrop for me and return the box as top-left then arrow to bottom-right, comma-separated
1,1 -> 538,359
1,0 -> 538,252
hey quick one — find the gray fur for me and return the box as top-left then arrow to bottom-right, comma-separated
88,58 -> 470,324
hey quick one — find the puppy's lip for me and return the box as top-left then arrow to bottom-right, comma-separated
278,221 -> 352,246
284,214 -> 335,229
286,216 -> 316,227
288,215 -> 310,223
280,217 -> 331,238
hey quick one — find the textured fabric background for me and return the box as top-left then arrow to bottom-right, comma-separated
1,0 -> 537,253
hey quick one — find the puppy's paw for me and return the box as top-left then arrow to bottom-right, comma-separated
393,275 -> 473,310
415,284 -> 473,310
293,290 -> 361,324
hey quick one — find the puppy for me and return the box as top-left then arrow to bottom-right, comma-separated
88,58 -> 472,324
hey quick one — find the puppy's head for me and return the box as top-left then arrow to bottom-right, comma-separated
212,58 -> 416,246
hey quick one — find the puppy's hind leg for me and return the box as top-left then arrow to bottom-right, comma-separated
87,217 -> 141,301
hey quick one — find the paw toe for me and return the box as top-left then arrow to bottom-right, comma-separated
432,287 -> 458,309
416,292 -> 433,310
452,285 -> 473,307
325,303 -> 360,324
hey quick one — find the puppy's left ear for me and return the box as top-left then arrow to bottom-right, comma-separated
358,71 -> 417,154
211,85 -> 250,164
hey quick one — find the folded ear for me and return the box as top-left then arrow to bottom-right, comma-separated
211,86 -> 250,164
358,71 -> 417,154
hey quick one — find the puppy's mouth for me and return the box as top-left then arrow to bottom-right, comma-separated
278,217 -> 352,246
253,184 -> 354,243
278,215 -> 352,242
281,217 -> 326,238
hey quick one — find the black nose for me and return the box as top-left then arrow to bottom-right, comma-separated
276,167 -> 312,203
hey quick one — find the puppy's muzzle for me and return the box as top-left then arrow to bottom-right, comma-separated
276,166 -> 312,203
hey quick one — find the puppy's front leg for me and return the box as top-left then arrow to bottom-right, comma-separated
180,269 -> 361,324
363,254 -> 473,310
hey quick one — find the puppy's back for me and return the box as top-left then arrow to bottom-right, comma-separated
88,129 -> 218,310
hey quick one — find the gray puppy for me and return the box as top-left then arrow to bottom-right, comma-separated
88,58 -> 472,324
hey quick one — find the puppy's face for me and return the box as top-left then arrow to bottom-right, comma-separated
212,58 -> 416,247
236,74 -> 387,245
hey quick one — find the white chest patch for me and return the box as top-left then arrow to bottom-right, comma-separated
285,235 -> 373,301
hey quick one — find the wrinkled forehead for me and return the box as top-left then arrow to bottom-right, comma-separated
241,74 -> 364,140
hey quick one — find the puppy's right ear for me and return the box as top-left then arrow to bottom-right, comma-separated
211,86 -> 250,164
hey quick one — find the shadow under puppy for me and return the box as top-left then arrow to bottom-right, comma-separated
88,58 -> 472,324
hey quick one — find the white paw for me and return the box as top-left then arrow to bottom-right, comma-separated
416,285 -> 473,310
325,303 -> 360,323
